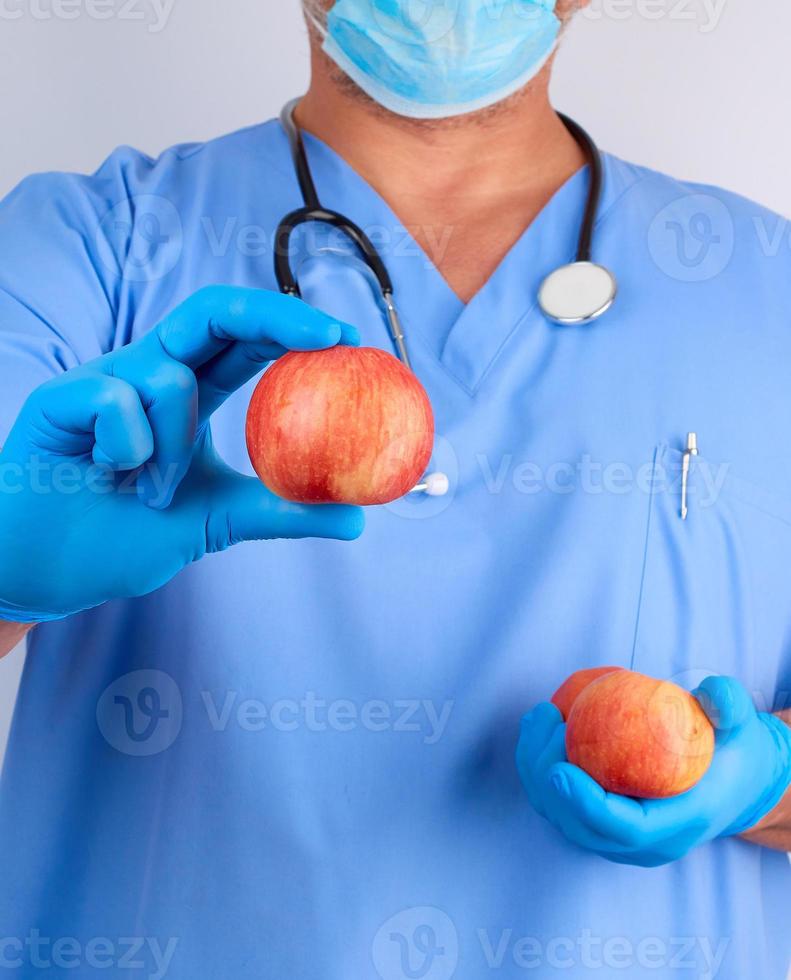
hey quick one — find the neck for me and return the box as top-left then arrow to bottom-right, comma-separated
295,49 -> 586,303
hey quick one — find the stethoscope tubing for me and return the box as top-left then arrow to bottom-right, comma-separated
556,112 -> 603,265
275,97 -> 613,359
274,205 -> 394,299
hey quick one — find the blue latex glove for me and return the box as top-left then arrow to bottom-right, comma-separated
0,286 -> 365,624
516,676 -> 791,867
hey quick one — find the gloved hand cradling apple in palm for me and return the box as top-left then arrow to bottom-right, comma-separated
516,671 -> 791,867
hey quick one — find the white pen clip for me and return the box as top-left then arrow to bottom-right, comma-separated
680,432 -> 699,521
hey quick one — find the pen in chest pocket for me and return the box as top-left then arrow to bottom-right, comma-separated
681,432 -> 699,521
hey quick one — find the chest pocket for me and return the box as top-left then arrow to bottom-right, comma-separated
631,444 -> 791,706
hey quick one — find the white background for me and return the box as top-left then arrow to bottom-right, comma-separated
1,0 -> 790,758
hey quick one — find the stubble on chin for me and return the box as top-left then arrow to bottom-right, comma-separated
304,0 -> 584,132
312,46 -> 555,133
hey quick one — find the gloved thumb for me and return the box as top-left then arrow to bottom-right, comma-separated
693,676 -> 756,742
208,470 -> 365,548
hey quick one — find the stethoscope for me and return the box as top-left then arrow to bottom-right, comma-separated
274,97 -> 617,497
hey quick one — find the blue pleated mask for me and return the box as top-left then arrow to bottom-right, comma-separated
309,0 -> 561,120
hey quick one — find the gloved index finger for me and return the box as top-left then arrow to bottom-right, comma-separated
154,286 -> 355,371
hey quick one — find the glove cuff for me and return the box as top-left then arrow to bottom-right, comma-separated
0,601 -> 70,625
723,713 -> 791,837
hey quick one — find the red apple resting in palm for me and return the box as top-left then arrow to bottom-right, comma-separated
246,346 -> 434,506
558,669 -> 715,799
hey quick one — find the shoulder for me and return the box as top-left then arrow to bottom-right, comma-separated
599,153 -> 791,325
1,118 -> 287,217
603,153 -> 789,270
0,117 -> 289,261
0,119 -> 290,353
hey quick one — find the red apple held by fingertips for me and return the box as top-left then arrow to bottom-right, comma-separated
551,667 -> 623,721
565,670 -> 715,799
246,346 -> 434,506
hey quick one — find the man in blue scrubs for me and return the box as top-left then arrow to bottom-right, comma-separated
1,1 -> 790,977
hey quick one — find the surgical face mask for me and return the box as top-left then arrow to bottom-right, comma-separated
307,0 -> 561,120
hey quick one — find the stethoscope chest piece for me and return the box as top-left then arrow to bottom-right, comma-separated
538,261 -> 617,326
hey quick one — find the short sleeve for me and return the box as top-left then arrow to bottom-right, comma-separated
0,148 -> 159,443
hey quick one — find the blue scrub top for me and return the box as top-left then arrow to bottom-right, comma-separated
0,119 -> 790,980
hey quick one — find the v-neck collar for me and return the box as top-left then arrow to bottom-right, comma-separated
287,124 -> 632,395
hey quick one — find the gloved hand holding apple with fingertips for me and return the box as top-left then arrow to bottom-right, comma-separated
0,286 -> 435,624
517,667 -> 791,866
